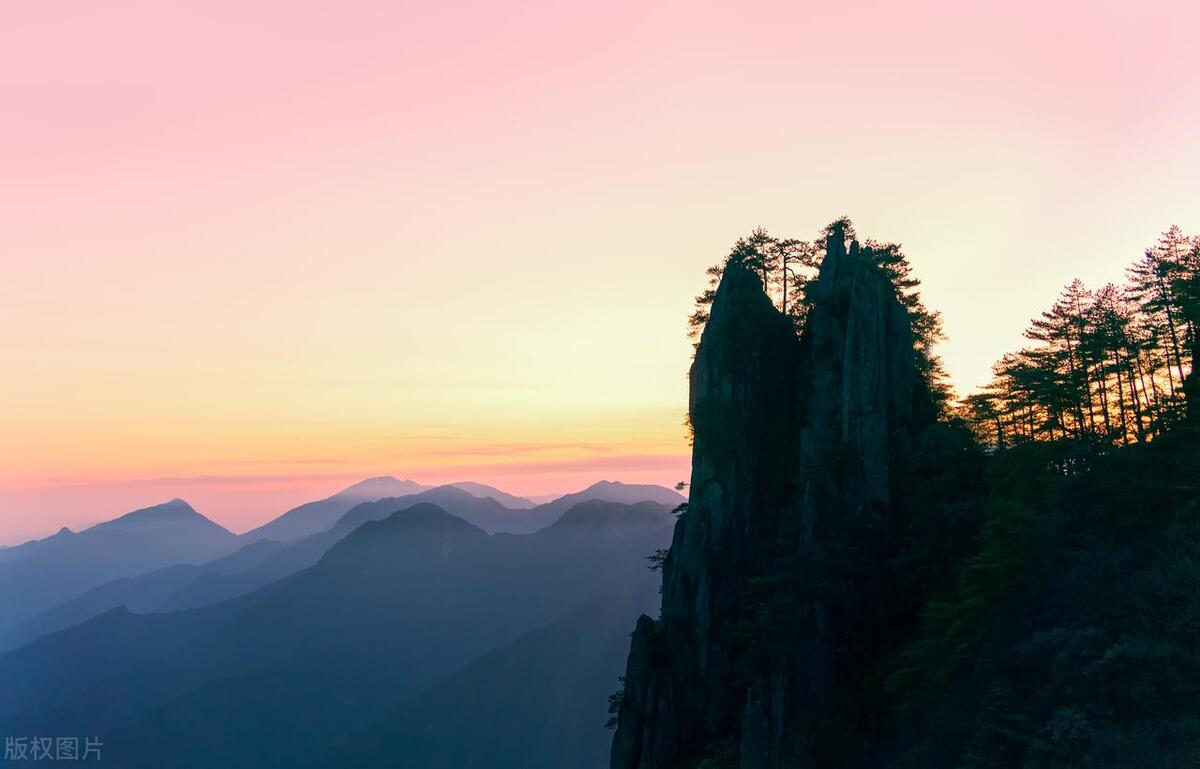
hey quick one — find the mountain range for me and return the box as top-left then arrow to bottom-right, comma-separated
0,497 -> 675,768
240,477 -> 546,543
0,479 -> 681,650
0,499 -> 239,637
0,476 -> 682,767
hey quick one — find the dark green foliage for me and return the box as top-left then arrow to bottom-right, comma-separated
877,228 -> 1199,766
887,428 -> 1200,768
888,495 -> 1046,712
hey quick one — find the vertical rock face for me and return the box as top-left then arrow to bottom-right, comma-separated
611,226 -> 919,769
614,261 -> 803,768
797,232 -> 915,525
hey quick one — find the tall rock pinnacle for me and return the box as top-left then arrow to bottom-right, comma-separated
611,223 -> 921,769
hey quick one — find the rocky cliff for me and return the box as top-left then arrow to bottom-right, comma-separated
611,224 -> 921,769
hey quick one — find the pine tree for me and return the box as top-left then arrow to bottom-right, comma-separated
1127,226 -> 1189,400
1024,280 -> 1094,435
966,225 -> 1196,443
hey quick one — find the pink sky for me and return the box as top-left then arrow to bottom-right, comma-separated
2,2 -> 1198,542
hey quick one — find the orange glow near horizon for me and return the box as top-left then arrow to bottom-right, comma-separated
2,1 -> 1199,542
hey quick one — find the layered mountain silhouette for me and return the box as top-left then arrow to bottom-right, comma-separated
151,487 -> 536,616
0,479 -> 682,651
527,480 -> 684,524
0,498 -> 674,768
139,484 -> 664,614
0,500 -> 237,636
241,476 -> 430,543
0,538 -> 285,651
446,480 -> 536,509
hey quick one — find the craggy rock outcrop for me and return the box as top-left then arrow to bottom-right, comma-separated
611,224 -> 920,769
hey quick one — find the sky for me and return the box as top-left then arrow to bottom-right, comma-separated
2,1 -> 1198,543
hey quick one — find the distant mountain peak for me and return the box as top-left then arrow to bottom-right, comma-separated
360,475 -> 414,485
377,502 -> 489,536
85,499 -> 236,542
548,499 -> 674,530
242,477 -> 434,545
421,485 -> 514,509
585,480 -> 625,491
339,476 -> 430,497
321,502 -> 489,565
396,501 -> 475,522
519,481 -> 685,531
584,480 -> 670,493
560,480 -> 685,505
104,498 -> 204,525
426,485 -> 475,498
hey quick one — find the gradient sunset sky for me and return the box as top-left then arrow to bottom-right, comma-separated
2,1 -> 1198,542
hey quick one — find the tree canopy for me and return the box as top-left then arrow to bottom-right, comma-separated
963,226 -> 1199,447
688,217 -> 950,412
